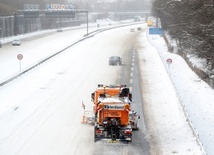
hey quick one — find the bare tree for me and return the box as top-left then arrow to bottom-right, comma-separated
152,0 -> 214,70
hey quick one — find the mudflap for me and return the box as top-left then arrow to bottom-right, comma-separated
94,131 -> 132,143
94,138 -> 131,144
94,123 -> 132,143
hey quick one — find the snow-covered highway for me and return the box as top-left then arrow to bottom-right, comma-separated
0,21 -> 213,154
0,24 -> 150,154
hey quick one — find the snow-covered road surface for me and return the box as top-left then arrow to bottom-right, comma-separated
137,32 -> 204,154
147,34 -> 214,155
0,21 -> 213,154
0,25 -> 149,154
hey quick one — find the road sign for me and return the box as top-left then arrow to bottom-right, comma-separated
166,58 -> 172,64
149,28 -> 163,35
46,4 -> 74,10
17,54 -> 23,60
17,54 -> 23,71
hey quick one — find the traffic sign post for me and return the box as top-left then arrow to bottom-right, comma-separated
166,58 -> 172,65
17,54 -> 23,71
149,28 -> 163,35
166,58 -> 173,76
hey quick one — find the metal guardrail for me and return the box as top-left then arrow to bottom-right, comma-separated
0,22 -> 142,87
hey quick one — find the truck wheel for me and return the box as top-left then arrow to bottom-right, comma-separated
94,132 -> 97,142
94,127 -> 97,142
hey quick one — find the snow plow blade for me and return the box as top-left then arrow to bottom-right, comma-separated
81,110 -> 95,125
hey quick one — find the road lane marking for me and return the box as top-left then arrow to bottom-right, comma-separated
129,86 -> 132,92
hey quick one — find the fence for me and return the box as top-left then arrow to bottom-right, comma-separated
0,16 -> 14,38
0,15 -> 85,38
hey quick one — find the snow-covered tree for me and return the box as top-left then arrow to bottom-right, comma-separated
152,0 -> 214,70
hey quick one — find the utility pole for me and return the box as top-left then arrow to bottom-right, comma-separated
13,12 -> 18,36
76,10 -> 88,36
86,11 -> 88,35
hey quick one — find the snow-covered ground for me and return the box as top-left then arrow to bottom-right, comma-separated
0,19 -> 136,83
0,19 -> 213,154
145,33 -> 214,154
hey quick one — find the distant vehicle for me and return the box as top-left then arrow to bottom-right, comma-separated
57,28 -> 63,32
130,28 -> 135,32
134,16 -> 142,22
12,39 -> 21,46
0,41 -> 2,48
147,20 -> 153,27
109,56 -> 122,66
137,27 -> 142,31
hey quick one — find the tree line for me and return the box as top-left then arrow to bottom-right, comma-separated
152,0 -> 214,71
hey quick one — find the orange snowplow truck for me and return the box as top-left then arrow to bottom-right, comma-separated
91,84 -> 133,142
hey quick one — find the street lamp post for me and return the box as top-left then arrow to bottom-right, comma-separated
77,10 -> 88,36
86,11 -> 88,35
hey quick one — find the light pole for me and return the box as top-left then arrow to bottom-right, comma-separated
86,11 -> 88,35
77,10 -> 88,36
